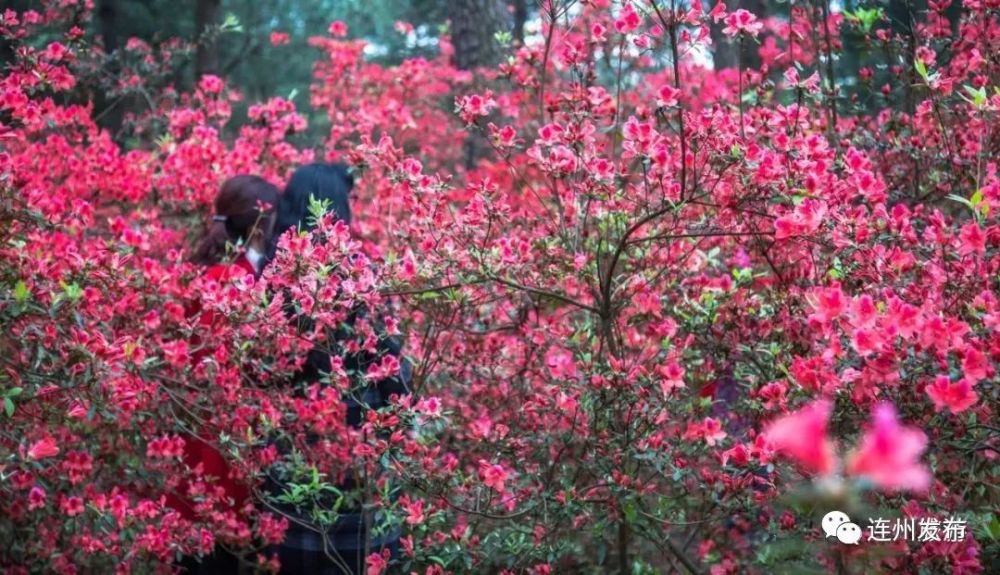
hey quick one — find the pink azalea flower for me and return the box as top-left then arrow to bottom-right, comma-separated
41,41 -> 69,62
960,345 -> 989,383
478,460 -> 512,492
470,414 -> 493,439
958,222 -> 986,256
783,66 -> 800,87
399,495 -> 426,525
808,285 -> 847,324
537,122 -> 564,145
28,486 -> 47,510
756,381 -> 788,410
365,551 -> 388,575
926,375 -> 978,414
415,396 -> 442,418
27,436 -> 60,460
328,20 -> 348,37
721,443 -> 750,467
590,22 -> 608,42
66,401 -> 89,420
849,295 -> 879,328
614,5 -> 642,34
709,1 -> 727,23
774,199 -> 827,239
764,399 -> 837,475
656,84 -> 680,108
60,495 -> 85,517
702,417 -> 728,446
846,404 -> 930,492
492,124 -> 519,148
657,361 -> 686,395
197,74 -> 224,95
722,9 -> 763,38
850,327 -> 884,356
456,91 -> 498,124
800,71 -> 822,93
545,347 -> 578,380
269,32 -> 290,46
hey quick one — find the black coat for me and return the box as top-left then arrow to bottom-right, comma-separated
266,303 -> 413,553
297,306 -> 413,427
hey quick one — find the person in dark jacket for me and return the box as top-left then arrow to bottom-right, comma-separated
267,163 -> 412,575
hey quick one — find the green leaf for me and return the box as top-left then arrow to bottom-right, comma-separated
155,133 -> 174,150
7,387 -> 23,397
964,84 -> 988,108
61,282 -> 83,302
946,194 -> 975,211
858,8 -> 882,33
221,13 -> 243,33
985,514 -> 1000,541
4,397 -> 14,417
914,59 -> 929,82
623,500 -> 638,523
306,194 -> 332,228
970,189 -> 984,206
415,290 -> 440,301
494,31 -> 512,47
13,280 -> 28,303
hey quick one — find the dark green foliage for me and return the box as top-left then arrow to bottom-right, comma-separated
56,0 -> 455,135
218,0 -> 451,104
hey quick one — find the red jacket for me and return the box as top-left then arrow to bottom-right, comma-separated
166,255 -> 255,520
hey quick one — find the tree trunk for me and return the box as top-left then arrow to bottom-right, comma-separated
888,0 -> 922,114
97,0 -> 118,55
452,0 -> 510,169
195,0 -> 221,79
511,0 -> 528,45
94,0 -> 125,138
451,0 -> 509,71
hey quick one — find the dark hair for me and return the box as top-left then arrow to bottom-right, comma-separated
274,163 -> 354,242
189,175 -> 280,266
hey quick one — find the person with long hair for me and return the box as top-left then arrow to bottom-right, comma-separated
266,163 -> 412,575
177,175 -> 281,574
190,174 -> 281,274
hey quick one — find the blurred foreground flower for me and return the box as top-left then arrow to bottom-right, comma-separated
765,400 -> 930,493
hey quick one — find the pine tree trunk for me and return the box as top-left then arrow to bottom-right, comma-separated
452,0 -> 510,169
451,0 -> 509,71
512,0 -> 528,45
195,0 -> 221,79
97,0 -> 118,54
95,0 -> 123,137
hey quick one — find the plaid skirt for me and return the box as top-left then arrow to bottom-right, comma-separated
271,522 -> 401,575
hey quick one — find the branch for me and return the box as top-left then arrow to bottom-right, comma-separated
665,536 -> 705,575
487,274 -> 600,314
626,229 -> 774,246
380,280 -> 483,297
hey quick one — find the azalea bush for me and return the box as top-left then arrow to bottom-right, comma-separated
1,1 -> 998,574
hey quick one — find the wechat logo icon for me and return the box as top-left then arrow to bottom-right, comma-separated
822,510 -> 862,545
